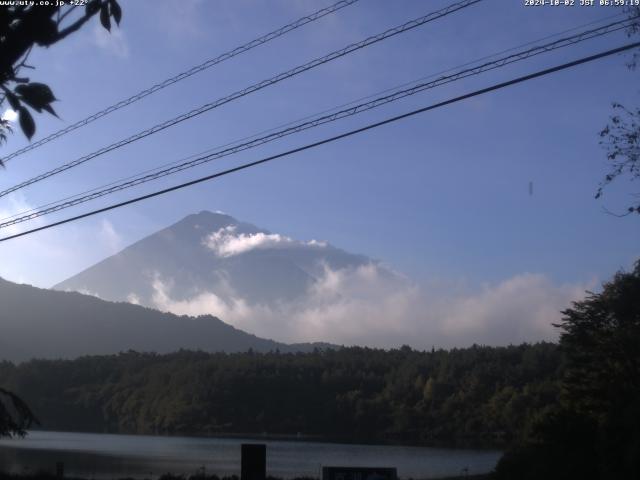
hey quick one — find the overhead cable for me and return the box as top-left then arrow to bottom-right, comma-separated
2,40 -> 637,242
0,0 -> 483,198
0,0 -> 361,163
0,16 -> 633,229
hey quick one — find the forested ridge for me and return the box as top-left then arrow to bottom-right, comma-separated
0,343 -> 562,447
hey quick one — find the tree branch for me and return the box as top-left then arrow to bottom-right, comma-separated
52,3 -> 105,43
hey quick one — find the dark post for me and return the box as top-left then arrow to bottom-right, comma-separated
241,443 -> 266,480
55,462 -> 64,479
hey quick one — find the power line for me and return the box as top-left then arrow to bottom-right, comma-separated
3,11 -> 626,226
0,0 -> 483,199
0,0 -> 361,164
1,9 -> 626,186
2,40 -> 637,243
0,16 -> 633,229
7,10 -> 624,224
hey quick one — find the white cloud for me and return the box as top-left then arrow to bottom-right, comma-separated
2,109 -> 17,122
151,274 -> 253,321
148,263 -> 590,349
445,274 -> 585,346
126,293 -> 141,305
99,219 -> 122,254
435,274 -> 590,346
204,226 -> 326,257
92,23 -> 129,59
76,288 -> 101,299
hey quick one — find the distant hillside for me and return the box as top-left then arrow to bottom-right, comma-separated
0,278 -> 331,362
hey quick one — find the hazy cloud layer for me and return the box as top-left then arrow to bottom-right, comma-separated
149,262 -> 589,349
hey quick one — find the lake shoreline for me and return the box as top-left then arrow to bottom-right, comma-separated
24,428 -> 504,451
0,472 -> 493,480
0,431 -> 501,480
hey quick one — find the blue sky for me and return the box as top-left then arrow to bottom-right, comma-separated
0,0 -> 638,344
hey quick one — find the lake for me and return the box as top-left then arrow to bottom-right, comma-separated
0,431 -> 501,479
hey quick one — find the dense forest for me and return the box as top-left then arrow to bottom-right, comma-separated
0,343 -> 563,447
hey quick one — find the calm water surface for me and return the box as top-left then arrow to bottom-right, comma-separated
0,431 -> 501,479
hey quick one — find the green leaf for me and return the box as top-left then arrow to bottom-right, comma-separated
100,3 -> 111,31
18,106 -> 35,140
33,18 -> 59,46
5,91 -> 20,111
109,0 -> 122,25
42,104 -> 59,118
15,83 -> 57,114
86,0 -> 101,15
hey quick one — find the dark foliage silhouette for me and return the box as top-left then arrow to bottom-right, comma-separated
0,0 -> 122,436
494,262 -> 640,480
0,343 -> 563,446
597,7 -> 640,214
0,0 -> 122,148
0,387 -> 38,438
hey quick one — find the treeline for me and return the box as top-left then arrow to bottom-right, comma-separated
0,343 -> 563,446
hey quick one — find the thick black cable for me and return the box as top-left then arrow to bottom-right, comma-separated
0,0 -> 361,163
0,0 -> 483,198
2,41 -> 637,243
0,16 -> 633,229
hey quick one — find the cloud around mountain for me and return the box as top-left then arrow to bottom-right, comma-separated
55,211 -> 590,349
149,262 -> 588,348
204,225 -> 327,257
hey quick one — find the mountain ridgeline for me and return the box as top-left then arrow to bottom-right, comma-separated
0,278 -> 330,363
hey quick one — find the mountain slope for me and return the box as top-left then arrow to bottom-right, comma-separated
0,277 -> 326,363
54,211 -> 376,308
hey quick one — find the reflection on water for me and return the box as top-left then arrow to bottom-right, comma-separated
0,431 -> 501,479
